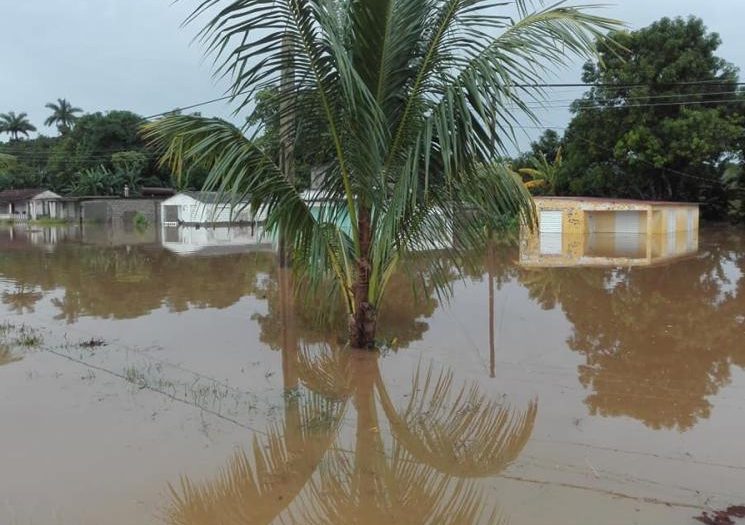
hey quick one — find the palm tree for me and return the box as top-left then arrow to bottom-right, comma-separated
144,0 -> 620,348
44,98 -> 83,134
0,112 -> 36,141
517,147 -> 563,195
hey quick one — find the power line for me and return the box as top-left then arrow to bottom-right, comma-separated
140,80 -> 745,120
511,80 -> 745,88
6,91 -> 744,162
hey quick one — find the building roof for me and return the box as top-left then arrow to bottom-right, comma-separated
0,188 -> 48,203
141,187 -> 176,197
180,191 -> 248,204
533,196 -> 701,207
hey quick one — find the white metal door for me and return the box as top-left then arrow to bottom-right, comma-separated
667,209 -> 677,233
539,211 -> 562,233
614,211 -> 641,233
539,233 -> 562,255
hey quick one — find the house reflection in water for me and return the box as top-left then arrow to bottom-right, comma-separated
519,231 -> 699,267
161,224 -> 276,256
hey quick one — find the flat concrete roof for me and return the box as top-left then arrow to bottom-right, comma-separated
533,196 -> 700,207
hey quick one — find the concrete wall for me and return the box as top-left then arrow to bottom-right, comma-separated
82,199 -> 161,226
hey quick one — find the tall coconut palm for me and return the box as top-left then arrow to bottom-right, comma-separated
44,98 -> 83,134
0,112 -> 36,141
144,0 -> 621,348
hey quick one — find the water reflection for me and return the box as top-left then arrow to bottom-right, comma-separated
2,283 -> 43,314
520,231 -> 699,267
0,345 -> 21,367
161,225 -> 275,256
0,226 -> 445,347
164,344 -> 536,524
1,224 -> 743,434
514,229 -> 745,430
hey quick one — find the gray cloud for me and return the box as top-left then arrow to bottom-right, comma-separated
1,0 -> 743,152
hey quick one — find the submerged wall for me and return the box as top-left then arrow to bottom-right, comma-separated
82,199 -> 161,226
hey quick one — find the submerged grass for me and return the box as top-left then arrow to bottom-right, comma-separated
0,322 -> 43,365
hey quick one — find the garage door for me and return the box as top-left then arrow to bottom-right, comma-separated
667,209 -> 677,233
614,211 -> 642,234
539,211 -> 562,233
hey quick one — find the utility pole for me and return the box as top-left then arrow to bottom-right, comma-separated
278,33 -> 295,268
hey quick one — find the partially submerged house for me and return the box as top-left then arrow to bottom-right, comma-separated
533,197 -> 699,235
0,189 -> 62,220
160,192 -> 259,225
522,197 -> 701,267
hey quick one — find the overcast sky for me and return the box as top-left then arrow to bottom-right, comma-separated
1,0 -> 744,152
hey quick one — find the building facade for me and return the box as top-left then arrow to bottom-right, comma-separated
0,189 -> 62,220
161,192 -> 256,225
533,197 -> 699,235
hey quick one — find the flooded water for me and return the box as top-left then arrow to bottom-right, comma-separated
0,223 -> 743,525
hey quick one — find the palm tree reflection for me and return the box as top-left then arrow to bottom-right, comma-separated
165,343 -> 536,524
2,283 -> 43,314
0,345 -> 21,366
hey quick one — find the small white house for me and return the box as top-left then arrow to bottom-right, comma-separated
160,191 -> 260,225
0,189 -> 62,220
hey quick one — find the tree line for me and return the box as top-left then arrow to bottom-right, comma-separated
511,17 -> 745,222
0,102 -> 211,196
3,17 -> 742,221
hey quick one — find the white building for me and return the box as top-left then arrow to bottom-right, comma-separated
0,189 -> 62,220
161,224 -> 275,256
160,191 -> 261,225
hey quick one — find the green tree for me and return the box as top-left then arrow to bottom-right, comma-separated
530,129 -> 562,161
145,0 -> 619,348
48,110 -> 149,189
558,17 -> 745,218
0,112 -> 37,141
44,98 -> 83,135
0,135 -> 59,190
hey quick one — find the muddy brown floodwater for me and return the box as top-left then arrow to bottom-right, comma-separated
0,224 -> 743,525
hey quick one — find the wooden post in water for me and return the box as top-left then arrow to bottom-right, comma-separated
278,33 -> 295,268
488,240 -> 496,378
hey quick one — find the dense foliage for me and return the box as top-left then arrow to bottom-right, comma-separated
518,17 -> 745,220
0,109 -> 170,194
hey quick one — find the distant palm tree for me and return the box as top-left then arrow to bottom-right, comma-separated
0,112 -> 37,141
44,98 -> 83,134
517,147 -> 563,195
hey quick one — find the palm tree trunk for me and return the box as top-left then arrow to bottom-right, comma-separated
278,33 -> 295,268
349,205 -> 376,348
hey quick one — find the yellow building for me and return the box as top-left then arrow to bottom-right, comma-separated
520,197 -> 700,268
532,196 -> 699,236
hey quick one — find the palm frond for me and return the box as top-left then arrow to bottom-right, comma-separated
164,391 -> 345,525
378,362 -> 538,477
284,444 -> 503,525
